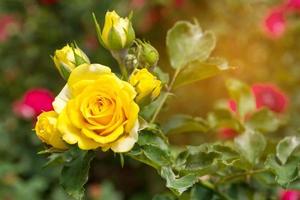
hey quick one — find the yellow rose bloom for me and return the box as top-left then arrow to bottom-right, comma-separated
129,68 -> 162,104
101,11 -> 135,50
35,111 -> 67,149
52,64 -> 140,152
53,44 -> 90,79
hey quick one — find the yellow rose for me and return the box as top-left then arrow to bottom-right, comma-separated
35,111 -> 67,149
129,68 -> 162,104
53,44 -> 90,79
52,64 -> 140,152
101,11 -> 135,50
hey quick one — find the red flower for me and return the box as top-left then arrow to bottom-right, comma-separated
40,0 -> 58,5
280,190 -> 300,200
220,83 -> 288,139
13,88 -> 55,120
263,7 -> 287,38
252,83 -> 288,113
0,15 -> 18,42
286,0 -> 300,10
228,99 -> 237,113
228,83 -> 288,114
218,128 -> 238,140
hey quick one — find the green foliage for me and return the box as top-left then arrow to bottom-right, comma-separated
234,130 -> 266,165
246,109 -> 281,133
160,167 -> 199,196
162,114 -> 209,135
208,109 -> 243,132
173,57 -> 230,89
265,155 -> 300,187
166,21 -> 216,70
60,148 -> 95,200
276,136 -> 300,165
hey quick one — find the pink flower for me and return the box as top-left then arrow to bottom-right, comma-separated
228,99 -> 237,113
220,83 -> 288,139
286,0 -> 300,10
218,128 -> 238,140
13,88 -> 55,120
252,83 -> 288,113
263,7 -> 287,38
228,83 -> 288,114
40,0 -> 58,5
0,15 -> 18,42
280,190 -> 300,200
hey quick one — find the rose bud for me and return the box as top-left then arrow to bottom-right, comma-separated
99,11 -> 135,50
129,68 -> 161,105
53,44 -> 90,79
35,111 -> 67,149
136,40 -> 159,68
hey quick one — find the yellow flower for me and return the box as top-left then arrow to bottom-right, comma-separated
52,64 -> 140,152
35,111 -> 67,149
101,11 -> 135,50
53,44 -> 90,79
129,69 -> 161,104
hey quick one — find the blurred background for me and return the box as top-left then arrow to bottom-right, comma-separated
1,0 -> 300,199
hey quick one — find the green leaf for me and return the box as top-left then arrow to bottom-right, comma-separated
226,79 -> 256,118
190,184 -> 219,200
153,67 -> 170,85
140,92 -> 170,120
173,57 -> 230,89
162,114 -> 209,135
265,155 -> 300,187
138,130 -> 169,151
175,143 -> 240,175
160,166 -> 199,196
142,145 -> 172,167
234,130 -> 266,165
207,109 -> 243,132
166,21 -> 216,69
92,13 -> 105,47
276,136 -> 300,165
246,108 -> 281,133
60,149 -> 95,200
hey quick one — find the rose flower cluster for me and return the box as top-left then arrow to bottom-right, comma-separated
34,11 -> 161,153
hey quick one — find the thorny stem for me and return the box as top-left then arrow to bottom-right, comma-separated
150,68 -> 181,123
111,50 -> 128,80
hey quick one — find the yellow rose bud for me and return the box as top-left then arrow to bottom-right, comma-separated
52,64 -> 140,152
101,11 -> 135,50
53,44 -> 90,79
129,68 -> 162,105
35,111 -> 67,149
